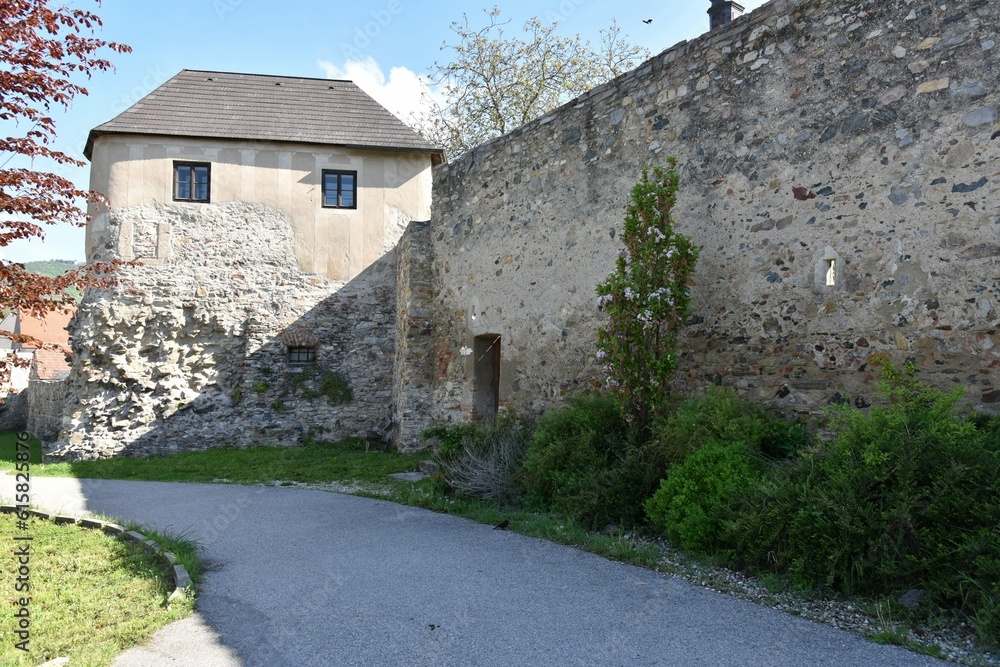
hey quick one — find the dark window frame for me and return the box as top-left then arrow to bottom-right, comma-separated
287,346 -> 317,365
321,170 -> 357,209
173,161 -> 211,203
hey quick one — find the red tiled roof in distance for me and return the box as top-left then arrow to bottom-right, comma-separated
18,308 -> 75,348
31,348 -> 71,381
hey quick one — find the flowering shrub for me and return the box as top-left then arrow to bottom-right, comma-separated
596,159 -> 698,427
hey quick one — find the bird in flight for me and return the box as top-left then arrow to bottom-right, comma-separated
643,18 -> 654,24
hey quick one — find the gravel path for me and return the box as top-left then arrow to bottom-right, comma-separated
1,476 -> 950,667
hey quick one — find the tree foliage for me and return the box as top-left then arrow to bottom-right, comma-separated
414,7 -> 649,157
596,159 -> 699,429
0,0 -> 129,380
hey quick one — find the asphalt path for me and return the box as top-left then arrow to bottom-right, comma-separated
0,476 -> 945,667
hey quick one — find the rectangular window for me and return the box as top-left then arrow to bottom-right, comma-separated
174,162 -> 211,202
825,259 -> 836,286
322,170 -> 357,209
288,346 -> 316,364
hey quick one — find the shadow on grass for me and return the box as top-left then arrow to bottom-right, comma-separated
0,430 -> 43,464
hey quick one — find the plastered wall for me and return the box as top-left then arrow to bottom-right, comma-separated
86,136 -> 433,281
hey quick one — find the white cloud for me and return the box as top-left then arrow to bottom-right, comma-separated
317,57 -> 437,125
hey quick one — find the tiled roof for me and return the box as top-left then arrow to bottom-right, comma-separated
85,70 -> 443,160
31,348 -> 71,381
18,308 -> 74,347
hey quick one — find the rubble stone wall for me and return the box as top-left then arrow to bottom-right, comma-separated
392,220 -> 437,449
0,390 -> 28,432
415,0 -> 1000,428
26,380 -> 69,440
53,201 -> 397,459
60,0 -> 1000,456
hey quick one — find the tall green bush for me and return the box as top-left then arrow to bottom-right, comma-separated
596,159 -> 698,428
653,387 -> 808,464
732,362 -> 1000,644
645,438 -> 762,553
519,395 -> 665,528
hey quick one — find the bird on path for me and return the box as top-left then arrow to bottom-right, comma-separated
494,519 -> 510,530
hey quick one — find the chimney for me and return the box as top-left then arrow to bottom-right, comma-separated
708,0 -> 745,31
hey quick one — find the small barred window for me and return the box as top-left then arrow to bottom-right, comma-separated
288,346 -> 316,364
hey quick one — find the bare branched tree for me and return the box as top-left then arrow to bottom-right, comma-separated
411,8 -> 649,158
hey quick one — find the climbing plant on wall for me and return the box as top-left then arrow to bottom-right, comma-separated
596,158 -> 699,429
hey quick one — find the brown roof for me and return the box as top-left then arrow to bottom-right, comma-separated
18,308 -> 75,347
85,70 -> 443,161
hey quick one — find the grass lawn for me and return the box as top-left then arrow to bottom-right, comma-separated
1,437 -> 426,485
0,431 -> 43,464
0,515 -> 196,667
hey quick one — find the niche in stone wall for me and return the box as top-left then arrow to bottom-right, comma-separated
473,334 -> 501,421
813,246 -> 844,295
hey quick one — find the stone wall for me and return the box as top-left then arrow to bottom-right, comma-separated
26,380 -> 68,440
0,390 -> 28,432
392,220 -> 437,449
406,0 -> 1000,433
52,201 -> 397,459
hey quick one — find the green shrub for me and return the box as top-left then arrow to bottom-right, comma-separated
287,369 -> 353,405
644,438 -> 762,553
732,362 -> 1000,644
595,159 -> 699,428
422,421 -> 484,466
519,394 -> 665,528
426,413 -> 531,503
653,387 -> 808,463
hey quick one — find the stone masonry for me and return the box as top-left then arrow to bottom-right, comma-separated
54,0 -> 1000,455
397,0 -> 1000,436
53,201 -> 397,458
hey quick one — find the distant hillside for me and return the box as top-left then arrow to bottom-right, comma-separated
24,260 -> 81,278
23,260 -> 83,302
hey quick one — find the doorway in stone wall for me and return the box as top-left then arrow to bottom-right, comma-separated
473,334 -> 501,421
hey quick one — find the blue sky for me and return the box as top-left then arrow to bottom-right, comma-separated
3,0 -> 767,263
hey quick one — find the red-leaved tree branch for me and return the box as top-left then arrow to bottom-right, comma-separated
1,0 -> 131,388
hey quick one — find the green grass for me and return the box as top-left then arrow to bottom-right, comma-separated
0,431 -> 43,464
122,523 -> 203,585
2,437 -> 425,486
0,515 -> 195,667
378,480 -> 663,568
